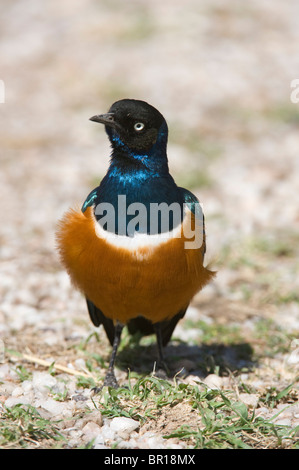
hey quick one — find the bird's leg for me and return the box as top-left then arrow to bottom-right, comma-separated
153,323 -> 169,378
92,321 -> 124,393
104,321 -> 123,387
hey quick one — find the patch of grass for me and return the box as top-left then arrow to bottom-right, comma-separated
93,376 -> 298,449
184,319 -> 242,345
98,375 -> 194,423
253,318 -> 294,356
220,233 -> 299,269
13,365 -> 32,382
72,330 -> 108,371
48,386 -> 68,402
251,236 -> 296,258
96,376 -> 166,422
0,404 -> 65,448
263,104 -> 299,125
259,382 -> 298,409
278,292 -> 299,304
165,410 -> 296,449
76,375 -> 97,389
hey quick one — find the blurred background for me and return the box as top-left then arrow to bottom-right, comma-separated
1,0 -> 299,355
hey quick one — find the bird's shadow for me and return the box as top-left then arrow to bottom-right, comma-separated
116,338 -> 256,380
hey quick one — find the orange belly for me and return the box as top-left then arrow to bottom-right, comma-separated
56,206 -> 215,324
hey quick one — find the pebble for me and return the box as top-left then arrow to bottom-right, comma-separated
286,347 -> 299,366
38,398 -> 69,416
5,395 -> 32,408
110,417 -> 140,440
97,421 -> 115,443
22,380 -> 33,393
76,410 -> 103,434
184,375 -> 202,386
81,422 -> 103,442
11,386 -> 24,397
32,372 -> 57,394
0,364 -> 10,379
238,393 -> 259,408
203,374 -> 223,390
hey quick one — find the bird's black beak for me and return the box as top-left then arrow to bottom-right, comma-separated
89,113 -> 117,128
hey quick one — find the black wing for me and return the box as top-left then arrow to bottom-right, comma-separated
86,298 -> 115,346
127,307 -> 188,346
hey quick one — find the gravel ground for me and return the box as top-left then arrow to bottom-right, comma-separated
0,0 -> 299,449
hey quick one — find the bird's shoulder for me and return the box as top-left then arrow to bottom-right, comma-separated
81,187 -> 99,213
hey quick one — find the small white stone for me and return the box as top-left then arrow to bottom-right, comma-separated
110,417 -> 140,439
93,434 -> 108,449
286,347 -> 299,365
0,364 -> 10,379
76,410 -> 103,429
22,380 -> 33,393
146,433 -> 167,449
203,374 -> 223,390
117,439 -> 138,449
68,429 -> 83,439
184,375 -> 204,387
32,371 -> 57,393
101,422 -> 116,441
250,380 -> 265,391
5,396 -> 31,408
238,393 -> 259,408
38,398 -> 66,416
240,373 -> 249,381
82,422 -> 102,442
62,408 -> 74,419
255,407 -> 270,418
12,386 -> 24,397
93,434 -> 105,447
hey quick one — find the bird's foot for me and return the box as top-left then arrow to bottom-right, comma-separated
153,360 -> 169,380
91,370 -> 119,394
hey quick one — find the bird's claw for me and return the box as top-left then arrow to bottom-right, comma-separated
153,360 -> 169,379
91,370 -> 119,395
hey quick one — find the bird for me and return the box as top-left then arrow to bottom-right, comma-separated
56,98 -> 215,391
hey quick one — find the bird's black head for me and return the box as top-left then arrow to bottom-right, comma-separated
90,99 -> 168,155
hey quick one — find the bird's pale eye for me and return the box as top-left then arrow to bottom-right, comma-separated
134,122 -> 145,132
